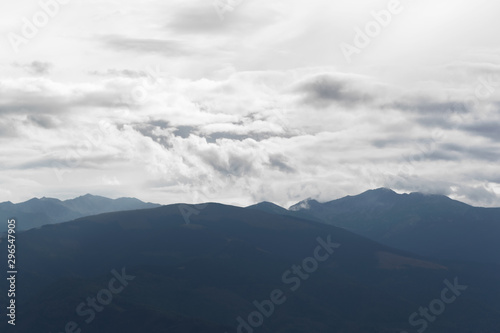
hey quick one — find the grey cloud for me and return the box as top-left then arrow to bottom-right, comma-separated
131,121 -> 197,148
465,171 -> 500,186
0,121 -> 19,137
14,61 -> 52,76
371,136 -> 413,148
398,147 -> 459,164
148,120 -> 171,128
383,176 -> 454,197
459,186 -> 499,206
440,143 -> 500,162
390,99 -> 478,131
15,153 -> 126,171
227,153 -> 254,176
206,132 -> 284,143
408,149 -> 459,162
132,122 -> 173,149
26,115 -> 59,129
75,90 -> 129,108
199,149 -> 255,177
294,74 -> 373,108
385,176 -> 498,207
462,122 -> 500,142
268,154 -> 295,173
390,100 -> 462,114
165,2 -> 276,35
89,69 -> 150,78
174,126 -> 197,139
445,61 -> 500,76
134,119 -> 290,144
101,35 -> 188,56
414,114 -> 455,129
390,139 -> 500,164
166,5 -> 233,33
0,82 -> 130,117
0,97 -> 67,116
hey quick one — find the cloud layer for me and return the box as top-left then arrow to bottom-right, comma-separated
1,0 -> 500,207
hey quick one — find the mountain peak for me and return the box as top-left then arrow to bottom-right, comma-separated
75,193 -> 100,199
250,201 -> 281,208
247,201 -> 289,215
374,187 -> 396,193
361,187 -> 398,195
289,198 -> 320,211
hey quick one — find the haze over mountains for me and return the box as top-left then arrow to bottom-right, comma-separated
4,188 -> 500,267
1,203 -> 499,332
0,194 -> 160,232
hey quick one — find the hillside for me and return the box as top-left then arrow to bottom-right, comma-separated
1,203 -> 499,332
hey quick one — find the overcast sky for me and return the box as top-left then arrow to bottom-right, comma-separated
1,0 -> 500,207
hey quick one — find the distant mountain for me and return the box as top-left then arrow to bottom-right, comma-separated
0,194 -> 160,232
286,188 -> 500,264
247,201 -> 292,215
1,203 -> 499,332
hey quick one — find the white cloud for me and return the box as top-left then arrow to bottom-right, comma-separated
1,0 -> 500,207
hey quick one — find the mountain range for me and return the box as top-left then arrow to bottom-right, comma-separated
3,188 -> 500,267
0,194 -> 160,232
250,188 -> 500,265
1,202 -> 499,332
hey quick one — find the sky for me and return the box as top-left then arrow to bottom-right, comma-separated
1,0 -> 500,207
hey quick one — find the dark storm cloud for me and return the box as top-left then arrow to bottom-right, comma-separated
294,74 -> 374,108
101,35 -> 189,56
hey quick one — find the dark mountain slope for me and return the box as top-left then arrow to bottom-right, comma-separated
287,188 -> 500,264
1,203 -> 499,332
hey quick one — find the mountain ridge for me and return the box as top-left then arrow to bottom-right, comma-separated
0,194 -> 161,232
249,187 -> 500,264
2,202 -> 499,332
